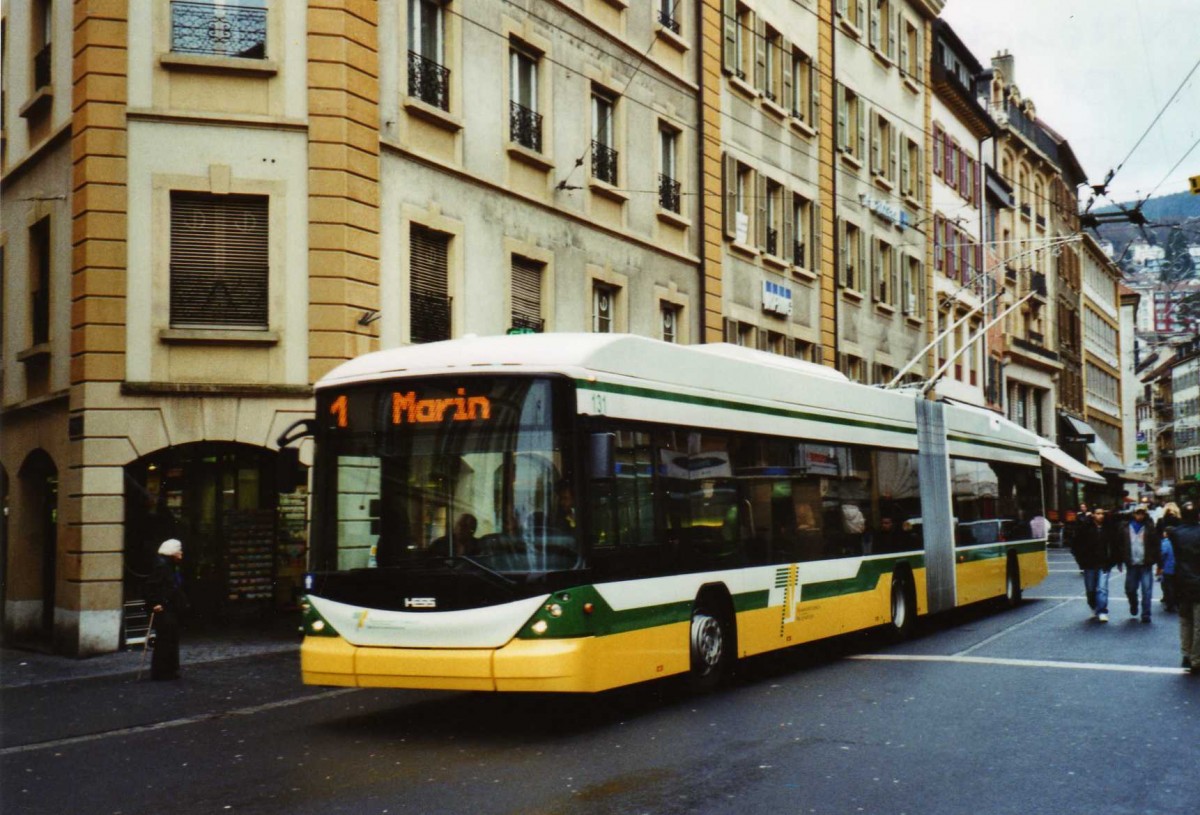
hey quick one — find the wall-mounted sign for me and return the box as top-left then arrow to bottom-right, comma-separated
862,194 -> 913,229
762,280 -> 793,316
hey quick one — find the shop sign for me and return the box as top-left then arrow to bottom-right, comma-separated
762,280 -> 794,317
862,194 -> 911,228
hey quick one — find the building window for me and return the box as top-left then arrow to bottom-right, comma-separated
837,0 -> 864,31
840,353 -> 866,383
661,302 -> 680,343
658,125 -> 681,213
169,193 -> 268,329
763,26 -> 781,103
869,0 -> 895,58
872,239 -> 897,306
29,217 -> 51,345
902,255 -> 925,317
170,0 -> 268,59
509,45 -> 541,151
734,3 -> 752,80
736,321 -> 755,348
870,113 -> 895,183
765,179 -> 783,257
32,0 -> 53,89
901,18 -> 920,80
736,161 -> 753,241
593,283 -> 615,333
408,0 -> 449,111
591,89 -> 618,185
791,49 -> 816,124
409,225 -> 451,344
900,137 -> 921,200
511,255 -> 543,333
792,194 -> 812,269
840,220 -> 864,291
657,0 -> 681,34
836,84 -> 864,162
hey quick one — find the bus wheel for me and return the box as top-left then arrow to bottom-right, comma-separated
688,603 -> 731,692
1005,556 -> 1023,607
889,572 -> 916,640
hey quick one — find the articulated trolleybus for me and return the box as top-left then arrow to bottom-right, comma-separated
290,334 -> 1047,693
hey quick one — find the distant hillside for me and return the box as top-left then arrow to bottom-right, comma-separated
1092,191 -> 1200,269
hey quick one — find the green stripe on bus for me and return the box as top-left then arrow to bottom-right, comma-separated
799,556 -> 926,601
576,379 -> 917,437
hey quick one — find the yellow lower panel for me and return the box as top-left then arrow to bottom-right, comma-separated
956,557 -> 1005,606
738,573 -> 894,658
1019,550 -> 1048,588
496,622 -> 691,693
356,647 -> 495,691
301,636 -> 356,681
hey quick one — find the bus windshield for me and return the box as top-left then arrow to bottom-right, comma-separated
314,376 -> 579,575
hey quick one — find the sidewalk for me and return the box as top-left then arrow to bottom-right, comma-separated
0,624 -> 300,689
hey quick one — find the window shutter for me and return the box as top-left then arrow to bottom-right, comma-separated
889,126 -> 898,184
810,60 -> 820,125
837,0 -> 848,17
900,139 -> 910,195
901,255 -> 912,314
755,170 -> 768,249
724,318 -> 738,343
888,6 -> 898,59
975,243 -> 983,281
511,255 -> 543,331
869,3 -> 880,48
170,192 -> 269,329
856,97 -> 867,160
871,240 -> 882,301
944,134 -> 953,179
409,225 -> 451,343
858,228 -> 867,292
870,113 -> 880,174
899,20 -> 909,74
932,125 -> 942,177
781,43 -> 794,113
753,14 -> 767,91
933,214 -> 943,271
959,150 -> 968,198
812,202 -> 823,274
918,260 -> 927,317
722,153 -> 737,237
974,159 -> 982,208
722,0 -> 738,74
837,218 -> 847,286
916,26 -> 924,78
890,245 -> 900,307
856,0 -> 866,29
917,145 -> 925,202
836,82 -> 846,151
782,191 -> 795,263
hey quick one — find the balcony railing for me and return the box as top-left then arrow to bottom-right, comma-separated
170,1 -> 267,59
658,173 -> 681,213
33,44 -> 52,89
766,226 -> 778,257
591,140 -> 618,185
407,50 -> 450,111
793,240 -> 806,267
510,101 -> 542,152
510,314 -> 544,333
658,8 -> 681,34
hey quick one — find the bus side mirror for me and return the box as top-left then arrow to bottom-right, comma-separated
277,447 -> 307,492
589,433 -> 615,479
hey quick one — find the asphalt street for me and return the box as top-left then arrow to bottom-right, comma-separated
1,549 -> 1195,815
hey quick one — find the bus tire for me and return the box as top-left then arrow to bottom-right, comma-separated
688,598 -> 733,692
1005,555 -> 1023,607
889,571 -> 916,641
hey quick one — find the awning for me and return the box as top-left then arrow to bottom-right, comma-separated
1040,444 -> 1106,485
1062,415 -> 1125,474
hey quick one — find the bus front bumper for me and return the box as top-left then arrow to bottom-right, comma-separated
302,635 -> 602,693
301,621 -> 690,693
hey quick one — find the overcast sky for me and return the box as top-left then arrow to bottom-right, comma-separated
941,0 -> 1200,205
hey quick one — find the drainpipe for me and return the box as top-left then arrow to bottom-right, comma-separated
696,0 -> 707,344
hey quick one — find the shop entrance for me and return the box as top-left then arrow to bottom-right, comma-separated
123,443 -> 308,634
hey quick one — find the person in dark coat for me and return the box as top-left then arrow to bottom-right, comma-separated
1171,504 -> 1200,674
144,538 -> 188,680
1071,507 -> 1120,622
1119,506 -> 1163,623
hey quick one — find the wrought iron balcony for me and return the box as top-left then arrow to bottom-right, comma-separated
170,0 -> 267,59
510,101 -> 542,152
408,50 -> 450,111
591,140 -> 618,185
658,8 -> 681,34
33,44 -> 52,90
510,314 -> 544,333
766,226 -> 778,257
658,173 -> 681,213
793,240 -> 806,267
410,292 -> 451,344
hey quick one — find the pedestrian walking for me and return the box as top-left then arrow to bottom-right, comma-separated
1170,503 -> 1200,674
1159,534 -> 1177,613
1070,507 -> 1120,622
1119,506 -> 1162,623
144,538 -> 188,681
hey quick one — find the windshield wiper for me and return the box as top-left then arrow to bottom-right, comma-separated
441,555 -> 518,585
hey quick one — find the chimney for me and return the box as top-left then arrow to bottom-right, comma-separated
992,50 -> 1015,87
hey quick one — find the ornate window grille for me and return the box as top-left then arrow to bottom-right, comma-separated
766,227 -> 778,257
408,50 -> 450,111
510,101 -> 542,151
170,1 -> 267,59
658,174 -> 681,213
591,140 -> 618,185
658,6 -> 681,34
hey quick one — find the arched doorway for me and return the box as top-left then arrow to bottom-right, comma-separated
124,443 -> 308,630
18,451 -> 58,637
